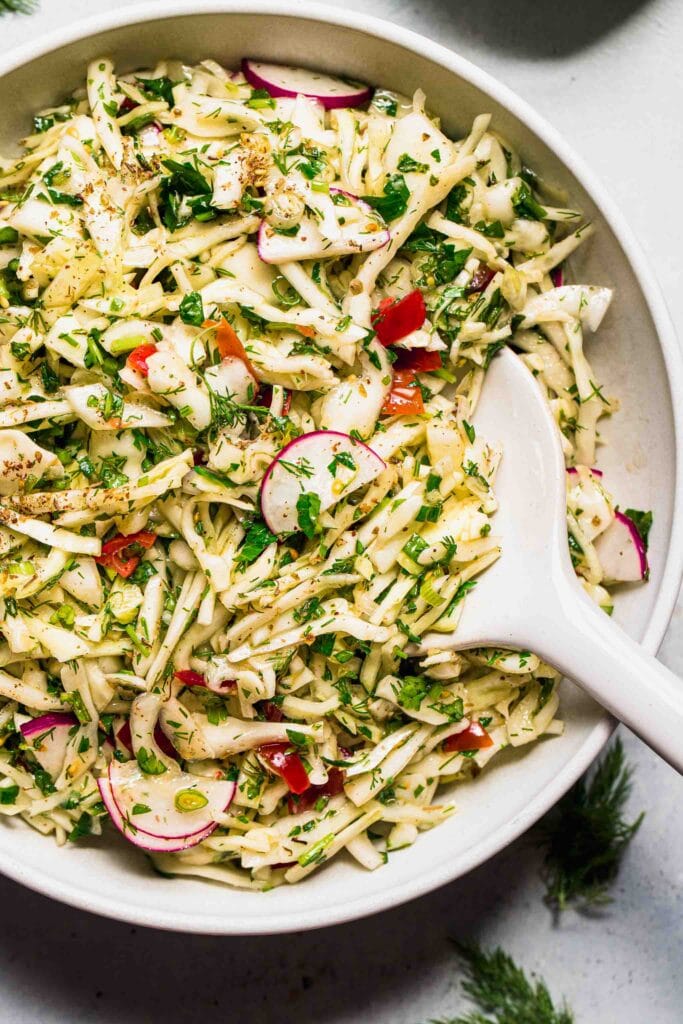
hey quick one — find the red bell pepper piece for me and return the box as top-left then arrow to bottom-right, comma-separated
381,369 -> 425,417
287,767 -> 345,814
393,348 -> 442,373
372,289 -> 426,346
174,670 -> 207,688
174,669 -> 235,692
126,343 -> 157,377
95,530 -> 157,578
204,318 -> 257,378
443,722 -> 494,753
259,742 -> 310,795
100,531 -> 157,557
550,265 -> 564,288
108,554 -> 139,578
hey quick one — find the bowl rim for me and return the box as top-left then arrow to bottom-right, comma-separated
1,0 -> 682,936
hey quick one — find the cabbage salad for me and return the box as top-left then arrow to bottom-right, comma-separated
0,57 -> 648,889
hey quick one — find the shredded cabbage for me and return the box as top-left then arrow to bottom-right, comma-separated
0,58 -> 635,888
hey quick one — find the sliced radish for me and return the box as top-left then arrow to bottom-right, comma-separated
258,189 -> 389,263
594,509 -> 648,583
107,760 -> 235,841
97,775 -> 216,853
241,59 -> 371,109
20,712 -> 78,778
260,430 -> 385,536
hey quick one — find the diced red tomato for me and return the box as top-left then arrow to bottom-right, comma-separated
381,369 -> 425,417
297,325 -> 316,339
100,531 -> 157,557
550,265 -> 564,288
443,722 -> 494,753
287,767 -> 345,814
174,670 -> 207,688
466,263 -> 495,295
259,742 -> 310,795
119,97 -> 137,114
203,318 -> 257,377
372,289 -> 426,346
393,348 -> 442,373
95,530 -> 157,578
126,343 -> 157,377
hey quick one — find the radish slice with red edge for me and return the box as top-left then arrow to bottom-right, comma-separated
593,509 -> 648,583
241,59 -> 371,109
258,188 -> 389,264
97,775 -> 216,852
107,760 -> 235,841
20,712 -> 78,778
260,430 -> 385,536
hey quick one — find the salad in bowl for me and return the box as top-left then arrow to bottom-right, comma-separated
0,54 -> 649,891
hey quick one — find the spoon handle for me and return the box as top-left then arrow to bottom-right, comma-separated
541,588 -> 683,774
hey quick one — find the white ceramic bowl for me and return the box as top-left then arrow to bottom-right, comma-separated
1,1 -> 681,935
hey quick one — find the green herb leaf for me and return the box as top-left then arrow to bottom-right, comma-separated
512,179 -> 547,221
40,362 -> 60,394
0,782 -> 19,805
624,508 -> 653,551
137,76 -> 176,107
136,746 -> 168,776
161,158 -> 212,195
67,812 -> 93,843
441,941 -> 574,1023
296,491 -> 321,539
473,219 -> 505,239
0,1 -> 37,17
179,290 -> 205,327
397,153 -> 429,173
365,174 -> 410,221
538,737 -> 643,914
396,675 -> 434,711
235,520 -> 277,569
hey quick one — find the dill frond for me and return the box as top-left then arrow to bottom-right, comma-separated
431,942 -> 573,1024
0,0 -> 37,14
539,737 -> 644,914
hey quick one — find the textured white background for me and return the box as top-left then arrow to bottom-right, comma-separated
1,1 -> 682,1021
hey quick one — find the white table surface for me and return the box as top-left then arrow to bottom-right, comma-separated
1,1 -> 682,1020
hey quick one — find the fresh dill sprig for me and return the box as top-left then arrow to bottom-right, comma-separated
0,0 -> 37,14
432,942 -> 573,1024
538,737 -> 644,914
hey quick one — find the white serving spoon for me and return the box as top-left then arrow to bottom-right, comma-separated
423,347 -> 683,773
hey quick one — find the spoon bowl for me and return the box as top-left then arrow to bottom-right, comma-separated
426,348 -> 683,773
